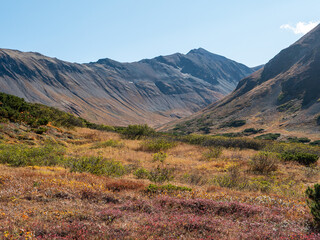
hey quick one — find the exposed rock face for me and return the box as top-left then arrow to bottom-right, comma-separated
0,48 -> 254,126
167,24 -> 320,135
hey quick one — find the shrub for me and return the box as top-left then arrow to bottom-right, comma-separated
310,140 -> 320,146
317,115 -> 320,126
67,156 -> 127,177
202,147 -> 222,160
212,165 -> 247,189
288,137 -> 311,143
146,184 -> 192,193
148,166 -> 174,183
140,138 -> 177,152
134,168 -> 150,179
0,144 -> 65,167
220,119 -> 246,128
152,152 -> 167,163
121,124 -> 155,139
180,134 -> 265,150
280,152 -> 318,166
242,128 -> 264,135
90,139 -> 124,149
306,184 -> 320,227
255,133 -> 281,140
249,151 -> 278,174
33,127 -> 48,135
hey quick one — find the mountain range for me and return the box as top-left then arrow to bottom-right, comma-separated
0,48 -> 256,126
166,24 -> 320,136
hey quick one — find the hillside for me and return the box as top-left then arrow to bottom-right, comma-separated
166,24 -> 320,137
0,48 -> 255,127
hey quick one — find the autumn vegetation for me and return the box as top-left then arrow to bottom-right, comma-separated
1,92 -> 320,239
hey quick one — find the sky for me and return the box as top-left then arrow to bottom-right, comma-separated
0,0 -> 319,67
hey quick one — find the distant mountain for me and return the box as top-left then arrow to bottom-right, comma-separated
167,24 -> 320,135
0,48 -> 254,126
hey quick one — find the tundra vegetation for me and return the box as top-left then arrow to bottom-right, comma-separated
0,92 -> 320,239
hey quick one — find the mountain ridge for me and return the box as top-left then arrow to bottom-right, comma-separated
0,47 -> 256,126
165,24 -> 320,136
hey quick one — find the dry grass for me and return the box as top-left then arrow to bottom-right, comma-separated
0,126 -> 319,239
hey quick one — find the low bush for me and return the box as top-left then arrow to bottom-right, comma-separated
32,127 -> 48,135
148,166 -> 174,183
152,152 -> 167,163
67,156 -> 127,177
0,144 -> 65,167
202,147 -> 223,160
265,143 -> 320,166
280,152 -> 318,166
146,184 -> 192,193
134,167 -> 150,179
317,115 -> 320,126
310,140 -> 320,146
288,137 -> 311,143
242,128 -> 264,135
249,151 -> 278,174
255,133 -> 281,140
180,134 -> 265,150
140,138 -> 177,152
306,184 -> 320,227
220,119 -> 246,128
120,124 -> 155,139
90,139 -> 124,149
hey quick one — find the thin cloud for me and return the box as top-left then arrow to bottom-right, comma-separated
280,21 -> 319,34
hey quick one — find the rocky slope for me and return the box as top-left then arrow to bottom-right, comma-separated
0,48 -> 255,126
167,24 -> 320,135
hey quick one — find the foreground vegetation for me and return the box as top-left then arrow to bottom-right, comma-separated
0,122 -> 320,239
1,92 -> 320,239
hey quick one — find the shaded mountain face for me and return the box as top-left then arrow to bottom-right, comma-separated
168,24 -> 320,135
0,48 -> 254,126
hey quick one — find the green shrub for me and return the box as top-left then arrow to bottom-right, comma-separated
121,124 -> 155,139
152,152 -> 167,163
0,144 -> 65,167
306,184 -> 320,227
202,147 -> 223,160
280,152 -> 318,166
180,134 -> 265,150
220,120 -> 246,128
212,165 -> 247,189
67,156 -> 126,177
140,138 -> 177,152
0,92 -> 86,128
148,166 -> 174,183
90,139 -> 124,149
134,168 -> 150,179
317,115 -> 320,126
310,140 -> 320,146
255,133 -> 281,140
242,128 -> 264,135
288,137 -> 311,143
249,151 -> 278,174
33,127 -> 48,135
146,184 -> 192,193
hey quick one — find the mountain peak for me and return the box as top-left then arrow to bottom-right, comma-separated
187,48 -> 210,54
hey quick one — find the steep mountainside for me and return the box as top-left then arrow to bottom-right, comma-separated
167,24 -> 320,135
0,48 -> 254,126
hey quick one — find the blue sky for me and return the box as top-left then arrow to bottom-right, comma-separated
1,0 -> 319,67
